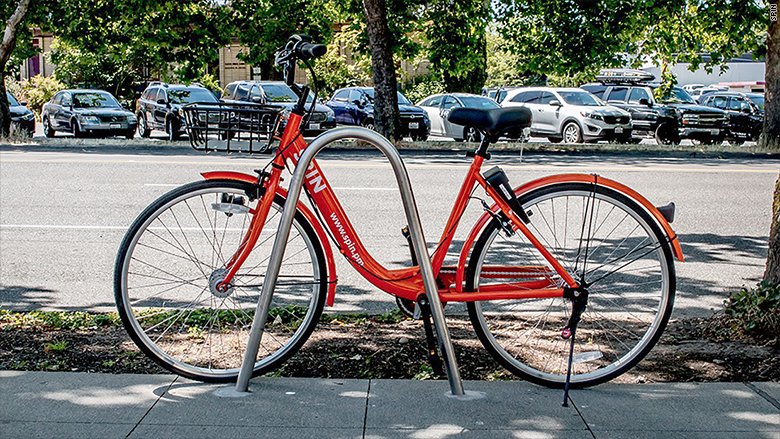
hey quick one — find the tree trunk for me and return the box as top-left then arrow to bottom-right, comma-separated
0,0 -> 31,137
362,0 -> 400,141
764,12 -> 780,283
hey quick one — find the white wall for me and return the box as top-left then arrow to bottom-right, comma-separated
642,62 -> 765,86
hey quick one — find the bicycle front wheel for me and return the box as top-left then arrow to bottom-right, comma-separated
467,183 -> 675,388
114,179 -> 327,382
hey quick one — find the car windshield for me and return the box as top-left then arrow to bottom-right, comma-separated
558,91 -> 602,107
459,96 -> 500,109
168,88 -> 218,104
656,87 -> 696,104
261,84 -> 298,103
6,91 -> 19,106
363,89 -> 412,105
72,92 -> 120,108
747,94 -> 765,111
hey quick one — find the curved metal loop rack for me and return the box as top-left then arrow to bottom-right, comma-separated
183,102 -> 285,154
234,127 -> 466,397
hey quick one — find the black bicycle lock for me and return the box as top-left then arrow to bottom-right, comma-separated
483,166 -> 531,224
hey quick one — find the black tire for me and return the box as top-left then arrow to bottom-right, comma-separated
114,179 -> 328,382
125,130 -> 135,140
411,133 -> 428,142
43,116 -> 55,138
361,118 -> 375,131
466,183 -> 675,388
71,119 -> 83,138
166,118 -> 180,141
562,121 -> 583,143
137,114 -> 151,138
654,123 -> 680,145
463,126 -> 481,143
547,137 -> 562,143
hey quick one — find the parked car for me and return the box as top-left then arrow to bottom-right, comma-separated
700,92 -> 764,144
221,81 -> 335,136
582,70 -> 728,145
418,93 -> 529,142
690,85 -> 729,103
500,87 -> 632,143
482,87 -> 520,104
136,82 -> 219,140
6,91 -> 35,136
326,87 -> 430,140
42,89 -> 137,139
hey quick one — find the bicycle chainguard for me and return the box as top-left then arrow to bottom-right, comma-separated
561,286 -> 589,407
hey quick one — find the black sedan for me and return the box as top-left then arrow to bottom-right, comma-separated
6,91 -> 35,136
42,89 -> 137,138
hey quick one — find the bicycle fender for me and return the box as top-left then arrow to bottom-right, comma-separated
454,173 -> 683,294
201,171 -> 338,306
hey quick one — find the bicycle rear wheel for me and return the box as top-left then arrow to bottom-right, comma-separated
114,179 -> 327,382
467,183 -> 675,388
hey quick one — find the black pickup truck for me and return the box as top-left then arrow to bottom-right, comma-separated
582,72 -> 729,145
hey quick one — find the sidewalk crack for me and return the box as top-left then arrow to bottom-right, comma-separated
362,379 -> 372,439
744,382 -> 780,411
569,398 -> 597,439
125,376 -> 179,438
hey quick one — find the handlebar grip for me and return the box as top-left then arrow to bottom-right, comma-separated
296,43 -> 326,60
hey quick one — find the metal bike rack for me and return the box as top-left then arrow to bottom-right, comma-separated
233,127 -> 465,396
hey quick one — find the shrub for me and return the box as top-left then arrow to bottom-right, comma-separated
187,73 -> 222,96
21,75 -> 65,120
724,281 -> 780,338
402,74 -> 445,105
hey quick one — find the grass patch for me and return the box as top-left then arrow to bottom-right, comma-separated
0,309 -> 121,331
724,282 -> 780,340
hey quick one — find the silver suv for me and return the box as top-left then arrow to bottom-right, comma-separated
501,87 -> 632,143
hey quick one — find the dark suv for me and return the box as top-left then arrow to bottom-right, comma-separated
221,81 -> 335,136
326,87 -> 430,140
699,92 -> 764,145
136,82 -> 219,140
6,91 -> 35,136
582,71 -> 728,145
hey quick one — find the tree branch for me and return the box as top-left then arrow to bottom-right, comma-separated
0,0 -> 32,66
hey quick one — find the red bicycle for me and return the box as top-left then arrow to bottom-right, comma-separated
114,35 -> 683,390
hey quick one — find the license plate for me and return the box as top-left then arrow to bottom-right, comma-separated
409,122 -> 419,129
110,123 -> 121,129
710,129 -> 719,135
615,127 -> 623,133
309,123 -> 320,130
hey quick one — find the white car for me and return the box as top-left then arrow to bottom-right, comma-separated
500,87 -> 632,143
417,93 -> 528,141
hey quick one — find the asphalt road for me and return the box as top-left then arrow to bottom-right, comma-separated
0,144 -> 776,319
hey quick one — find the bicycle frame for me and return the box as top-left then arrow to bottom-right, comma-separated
214,111 -> 583,304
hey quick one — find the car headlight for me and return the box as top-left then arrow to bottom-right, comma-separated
22,112 -> 35,121
580,112 -> 603,121
79,115 -> 100,124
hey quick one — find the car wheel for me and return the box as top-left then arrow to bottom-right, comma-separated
166,118 -> 180,141
463,126 -> 481,143
137,114 -> 151,138
43,116 -> 55,138
71,119 -> 83,138
361,119 -> 375,131
654,123 -> 680,145
562,122 -> 583,143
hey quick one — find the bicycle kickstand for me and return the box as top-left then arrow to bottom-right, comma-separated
417,295 -> 444,376
561,286 -> 589,407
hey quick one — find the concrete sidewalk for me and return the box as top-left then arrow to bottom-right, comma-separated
1,371 -> 779,439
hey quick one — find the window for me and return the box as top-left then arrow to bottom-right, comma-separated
728,97 -> 749,112
421,95 -> 443,107
332,89 -> 349,101
606,87 -> 628,102
234,84 -> 250,101
52,93 -> 62,105
459,96 -> 500,109
157,89 -> 168,103
628,88 -> 650,104
539,91 -> 556,105
61,93 -> 72,107
712,96 -> 728,109
509,91 -> 529,103
348,89 -> 362,103
442,96 -> 461,109
147,88 -> 159,102
223,83 -> 237,99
